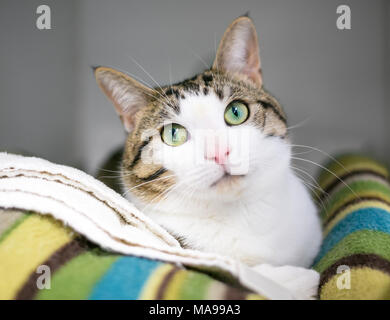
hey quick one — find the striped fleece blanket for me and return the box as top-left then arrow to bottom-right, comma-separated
0,210 -> 263,300
313,154 -> 390,299
0,153 -> 389,299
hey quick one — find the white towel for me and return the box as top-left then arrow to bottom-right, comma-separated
0,152 -> 294,299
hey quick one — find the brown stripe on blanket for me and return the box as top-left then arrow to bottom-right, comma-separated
324,196 -> 390,227
224,286 -> 250,300
15,239 -> 86,300
155,266 -> 181,299
319,170 -> 389,202
318,253 -> 390,291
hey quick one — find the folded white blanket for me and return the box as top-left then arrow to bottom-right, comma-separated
0,152 -> 294,299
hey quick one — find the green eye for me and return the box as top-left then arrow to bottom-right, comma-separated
161,123 -> 188,146
224,101 -> 249,126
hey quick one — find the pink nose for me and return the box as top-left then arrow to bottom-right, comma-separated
205,149 -> 230,165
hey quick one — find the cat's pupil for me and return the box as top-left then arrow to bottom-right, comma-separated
171,128 -> 178,140
232,106 -> 240,118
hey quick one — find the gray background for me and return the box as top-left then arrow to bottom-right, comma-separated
0,0 -> 389,177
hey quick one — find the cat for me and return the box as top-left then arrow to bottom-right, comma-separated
94,16 -> 322,299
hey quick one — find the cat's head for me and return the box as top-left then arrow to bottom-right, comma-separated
94,16 -> 289,207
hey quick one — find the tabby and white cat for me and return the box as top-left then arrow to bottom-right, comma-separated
95,16 -> 322,297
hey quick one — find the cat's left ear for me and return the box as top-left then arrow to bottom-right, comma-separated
94,66 -> 155,132
213,16 -> 262,87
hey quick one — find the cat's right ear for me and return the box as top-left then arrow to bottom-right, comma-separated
94,66 -> 154,132
213,16 -> 262,87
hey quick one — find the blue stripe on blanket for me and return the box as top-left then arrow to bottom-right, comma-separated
89,256 -> 161,300
314,208 -> 390,264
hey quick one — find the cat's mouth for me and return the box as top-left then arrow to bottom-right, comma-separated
210,173 -> 245,189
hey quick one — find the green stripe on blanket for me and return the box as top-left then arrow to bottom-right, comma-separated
313,154 -> 390,300
36,248 -> 119,300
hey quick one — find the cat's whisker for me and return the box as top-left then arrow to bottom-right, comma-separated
127,55 -> 172,105
214,32 -> 218,64
141,167 -> 206,212
290,167 -> 329,214
144,181 -> 183,212
285,117 -> 311,131
188,48 -> 210,69
98,168 -> 122,173
163,185 -> 191,213
291,150 -> 313,156
291,146 -> 359,211
125,174 -> 176,194
295,174 -> 328,214
173,183 -> 203,212
290,144 -> 350,175
168,59 -> 173,88
120,66 -> 172,107
177,169 -> 241,210
176,170 -> 212,204
291,156 -> 360,201
290,165 -> 328,197
156,168 -> 212,211
98,175 -> 124,179
293,171 -> 326,196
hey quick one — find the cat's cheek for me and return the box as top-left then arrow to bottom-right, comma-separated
249,134 -> 291,179
154,142 -> 195,174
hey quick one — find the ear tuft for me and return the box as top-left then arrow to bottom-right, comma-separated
213,16 -> 262,87
94,67 -> 154,132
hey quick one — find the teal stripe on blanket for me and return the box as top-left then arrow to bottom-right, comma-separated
89,256 -> 162,300
314,208 -> 390,264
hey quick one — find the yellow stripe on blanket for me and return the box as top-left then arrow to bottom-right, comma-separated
0,215 -> 73,299
246,293 -> 267,300
163,269 -> 188,299
139,264 -> 175,300
320,267 -> 390,300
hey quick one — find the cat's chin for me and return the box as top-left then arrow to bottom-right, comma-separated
209,173 -> 246,196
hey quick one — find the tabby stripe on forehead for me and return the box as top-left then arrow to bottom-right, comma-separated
182,81 -> 200,94
168,102 -> 180,114
165,88 -> 179,98
215,89 -> 224,100
202,74 -> 213,86
128,137 -> 152,170
258,100 -> 287,123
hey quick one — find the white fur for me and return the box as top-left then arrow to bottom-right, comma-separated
127,90 -> 322,293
